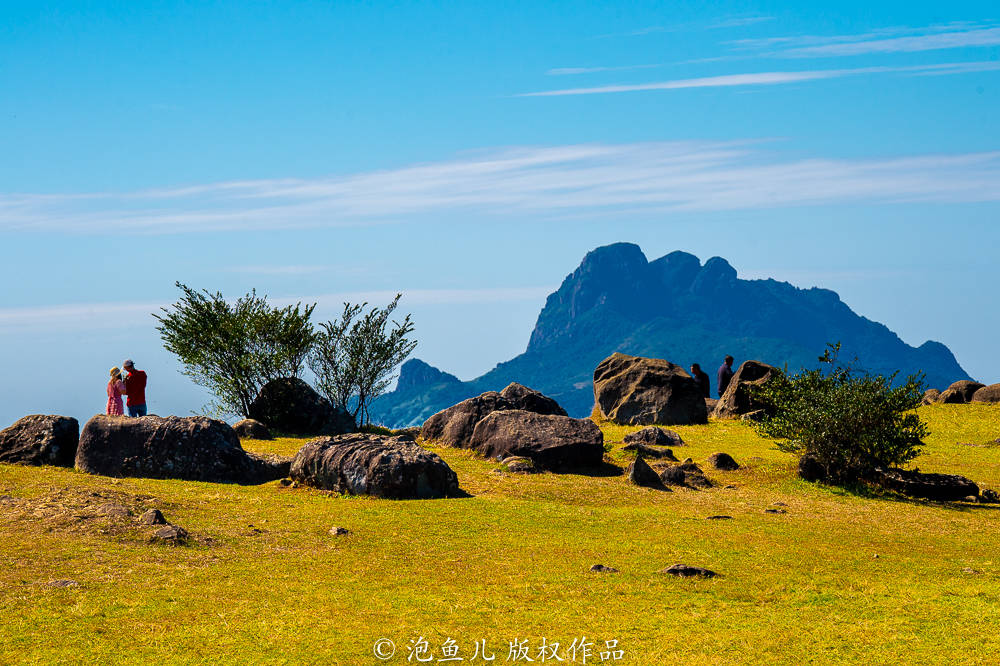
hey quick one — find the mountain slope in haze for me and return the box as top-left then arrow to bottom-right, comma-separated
370,243 -> 971,427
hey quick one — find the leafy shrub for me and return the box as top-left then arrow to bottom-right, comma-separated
155,283 -> 316,418
751,343 -> 928,483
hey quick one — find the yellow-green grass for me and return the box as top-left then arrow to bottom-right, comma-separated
2,405 -> 1000,665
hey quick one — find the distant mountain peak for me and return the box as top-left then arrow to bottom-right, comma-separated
395,358 -> 461,391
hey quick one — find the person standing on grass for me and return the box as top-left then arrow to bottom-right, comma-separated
717,355 -> 735,397
122,359 -> 148,417
690,363 -> 711,398
106,367 -> 127,416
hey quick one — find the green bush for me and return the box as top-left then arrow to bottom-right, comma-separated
750,343 -> 928,483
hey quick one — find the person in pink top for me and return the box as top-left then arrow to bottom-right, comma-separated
106,366 -> 127,416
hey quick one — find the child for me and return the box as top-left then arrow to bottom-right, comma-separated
106,366 -> 127,416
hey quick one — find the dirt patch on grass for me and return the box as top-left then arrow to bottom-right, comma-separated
0,486 -> 209,545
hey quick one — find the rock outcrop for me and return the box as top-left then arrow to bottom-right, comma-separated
972,384 -> 1000,404
233,418 -> 272,440
420,391 -> 510,448
921,389 -> 941,405
289,433 -> 460,499
0,415 -> 79,466
499,382 -> 567,416
876,468 -> 979,502
938,380 -> 986,404
593,353 -> 708,426
622,426 -> 684,447
468,410 -> 604,470
248,378 -> 355,436
712,361 -> 781,419
75,415 -> 281,483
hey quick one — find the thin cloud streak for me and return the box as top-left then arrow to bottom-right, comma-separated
0,288 -> 555,330
517,61 -> 999,97
546,64 -> 661,76
2,141 -> 999,235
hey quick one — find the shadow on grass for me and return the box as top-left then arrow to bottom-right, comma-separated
559,461 -> 625,478
817,480 -> 1000,512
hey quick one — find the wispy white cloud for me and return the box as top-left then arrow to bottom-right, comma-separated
517,61 -> 1000,97
0,288 -> 555,330
710,16 -> 775,29
729,22 -> 1000,58
546,64 -> 661,76
2,140 -> 999,235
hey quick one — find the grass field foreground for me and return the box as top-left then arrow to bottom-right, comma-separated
2,404 -> 1000,664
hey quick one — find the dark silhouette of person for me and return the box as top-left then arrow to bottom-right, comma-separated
717,355 -> 735,397
690,363 -> 711,398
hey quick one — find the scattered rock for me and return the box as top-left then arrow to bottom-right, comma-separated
45,580 -> 80,588
150,525 -> 189,544
712,361 -> 781,419
623,426 -> 684,447
764,508 -> 787,514
139,509 -> 167,525
972,384 -> 1000,404
678,461 -> 712,488
706,452 -> 740,471
95,503 -> 132,519
981,489 -> 999,503
499,456 -> 537,474
797,453 -> 828,483
962,567 -> 982,575
620,443 -> 677,460
705,515 -> 732,520
658,564 -> 718,578
248,377 -> 355,436
329,526 -> 350,536
771,501 -> 788,507
938,380 -> 986,404
499,382 -> 568,416
921,389 -> 941,405
76,415 -> 270,483
468,410 -> 604,471
627,456 -> 666,489
592,353 -> 708,426
875,468 -> 979,502
590,564 -> 619,573
659,465 -> 687,487
232,418 -> 272,440
290,433 -> 460,499
0,415 -> 80,467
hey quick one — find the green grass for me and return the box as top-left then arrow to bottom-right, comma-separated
2,405 -> 1000,664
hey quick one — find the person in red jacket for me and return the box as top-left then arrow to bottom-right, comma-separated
122,359 -> 148,417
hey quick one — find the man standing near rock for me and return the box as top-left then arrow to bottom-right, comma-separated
122,359 -> 148,417
717,355 -> 735,398
690,363 -> 711,398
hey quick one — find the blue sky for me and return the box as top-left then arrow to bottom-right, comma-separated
1,1 -> 998,424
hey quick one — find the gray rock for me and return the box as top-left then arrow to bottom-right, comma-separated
706,452 -> 740,471
627,456 -> 665,489
290,433 -> 460,499
972,384 -> 1000,404
468,410 -> 604,471
0,415 -> 79,467
249,377 -> 355,436
622,426 -> 684,448
620,443 -> 677,460
939,380 -> 986,404
499,382 -> 568,416
150,525 -> 189,544
139,509 -> 167,525
876,468 -> 979,501
590,564 -> 619,573
658,564 -> 718,578
76,415 -> 271,483
420,392 -> 511,448
593,353 -> 708,426
233,418 -> 272,440
712,360 -> 781,419
329,526 -> 350,536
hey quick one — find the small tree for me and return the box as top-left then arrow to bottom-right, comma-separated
751,343 -> 928,484
309,294 -> 417,426
154,282 -> 317,418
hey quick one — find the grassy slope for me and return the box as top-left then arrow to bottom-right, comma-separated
2,405 -> 1000,665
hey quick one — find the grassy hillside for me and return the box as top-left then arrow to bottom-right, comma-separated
2,405 -> 999,664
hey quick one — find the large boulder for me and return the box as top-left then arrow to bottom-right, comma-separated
468,410 -> 604,470
499,383 -> 567,416
0,415 -> 79,467
248,378 -> 355,436
233,418 -> 272,440
938,380 -> 986,404
592,353 -> 708,426
420,391 -> 511,448
876,468 -> 979,502
712,360 -> 781,419
290,433 -> 460,499
972,384 -> 1000,404
921,389 -> 941,405
75,415 -> 279,483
